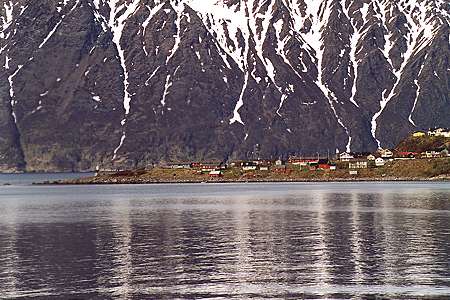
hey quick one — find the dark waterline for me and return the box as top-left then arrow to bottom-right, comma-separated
0,180 -> 449,299
0,172 -> 94,186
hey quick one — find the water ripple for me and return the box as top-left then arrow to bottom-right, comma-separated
0,182 -> 449,299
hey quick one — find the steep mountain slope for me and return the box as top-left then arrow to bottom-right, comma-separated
0,0 -> 448,171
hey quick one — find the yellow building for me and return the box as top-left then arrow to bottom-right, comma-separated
413,131 -> 425,137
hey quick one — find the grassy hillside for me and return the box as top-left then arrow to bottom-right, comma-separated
396,135 -> 450,153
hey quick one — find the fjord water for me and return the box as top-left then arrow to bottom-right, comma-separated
0,172 -> 93,186
0,179 -> 449,299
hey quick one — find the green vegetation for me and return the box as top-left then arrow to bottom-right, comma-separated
396,135 -> 450,153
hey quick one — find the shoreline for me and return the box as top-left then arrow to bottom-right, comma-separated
43,176 -> 450,186
5,158 -> 446,186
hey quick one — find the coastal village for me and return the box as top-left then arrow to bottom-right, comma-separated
77,128 -> 450,184
162,128 -> 450,178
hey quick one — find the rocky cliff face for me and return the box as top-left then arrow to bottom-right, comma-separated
0,0 -> 448,171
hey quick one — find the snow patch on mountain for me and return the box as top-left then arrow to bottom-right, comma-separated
8,65 -> 23,123
107,0 -> 140,159
0,0 -> 448,170
302,0 -> 353,152
370,0 -> 442,147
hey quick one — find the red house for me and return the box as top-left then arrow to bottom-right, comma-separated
397,152 -> 418,158
288,157 -> 319,166
209,170 -> 223,177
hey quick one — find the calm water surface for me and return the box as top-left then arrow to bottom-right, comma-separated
0,173 -> 93,186
0,177 -> 449,299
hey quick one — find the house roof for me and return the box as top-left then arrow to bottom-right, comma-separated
398,151 -> 418,155
349,159 -> 368,163
318,159 -> 330,164
340,152 -> 354,157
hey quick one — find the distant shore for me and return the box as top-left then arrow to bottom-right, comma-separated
49,177 -> 450,185
45,158 -> 450,185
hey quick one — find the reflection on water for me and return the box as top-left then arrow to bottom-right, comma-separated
0,182 -> 449,299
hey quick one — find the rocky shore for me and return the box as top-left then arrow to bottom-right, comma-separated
56,176 -> 450,185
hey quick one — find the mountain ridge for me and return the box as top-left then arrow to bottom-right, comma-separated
0,0 -> 448,171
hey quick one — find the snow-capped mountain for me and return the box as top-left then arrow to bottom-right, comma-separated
0,0 -> 448,171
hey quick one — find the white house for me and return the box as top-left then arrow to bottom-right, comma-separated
367,154 -> 376,161
441,149 -> 450,157
275,159 -> 284,166
340,152 -> 354,161
375,157 -> 385,167
436,128 -> 450,138
428,128 -> 450,138
421,151 -> 441,158
349,160 -> 368,169
209,170 -> 223,177
379,149 -> 393,158
242,161 -> 257,171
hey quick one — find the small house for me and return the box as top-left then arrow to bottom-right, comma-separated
349,159 -> 368,169
428,129 -> 436,136
209,170 -> 223,177
375,157 -> 385,167
229,161 -> 242,167
421,151 -> 440,158
339,152 -> 354,162
428,128 -> 450,138
201,163 -> 220,172
367,154 -> 376,161
440,130 -> 450,138
379,149 -> 393,158
413,131 -> 426,137
169,163 -> 192,169
318,159 -> 334,170
191,162 -> 201,168
273,165 -> 287,172
318,163 -> 337,170
289,157 -> 319,166
253,159 -> 271,166
397,152 -> 417,159
308,164 -> 318,171
242,161 -> 257,171
275,159 -> 285,166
